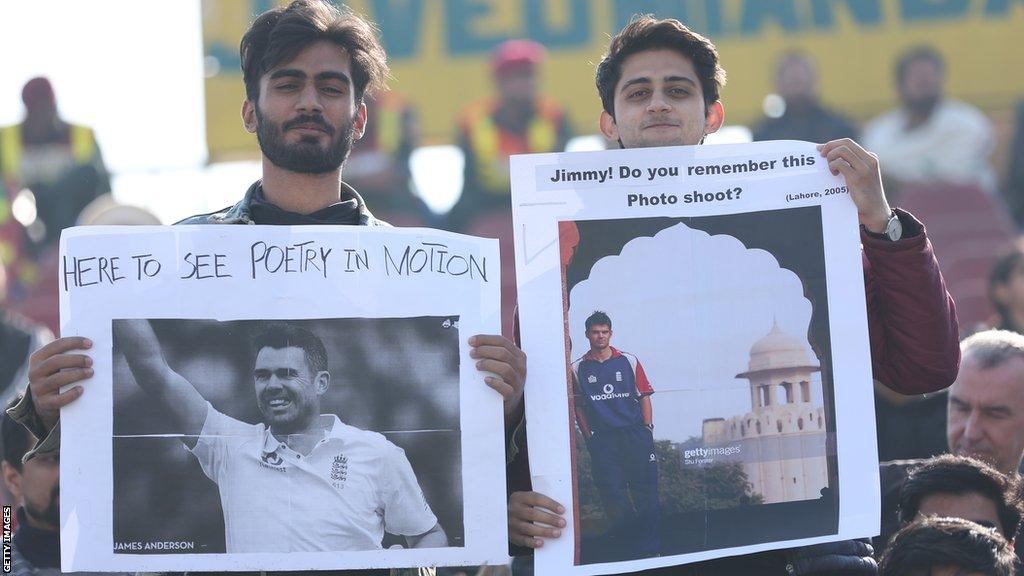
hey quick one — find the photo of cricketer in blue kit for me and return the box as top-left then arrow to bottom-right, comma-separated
571,311 -> 659,560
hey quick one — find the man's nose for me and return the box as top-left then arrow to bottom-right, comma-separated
963,411 -> 984,441
647,91 -> 671,112
296,85 -> 324,114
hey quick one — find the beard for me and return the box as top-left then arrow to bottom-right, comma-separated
905,94 -> 940,118
255,107 -> 355,174
25,484 -> 59,528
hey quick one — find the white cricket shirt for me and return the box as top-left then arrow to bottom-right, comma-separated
189,403 -> 439,552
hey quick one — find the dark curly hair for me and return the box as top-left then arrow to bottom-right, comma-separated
240,0 -> 388,105
596,15 -> 726,118
898,454 -> 1022,541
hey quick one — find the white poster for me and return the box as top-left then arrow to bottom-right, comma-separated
512,141 -> 879,575
57,226 -> 507,572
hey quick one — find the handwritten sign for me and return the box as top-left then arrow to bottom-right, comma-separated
58,226 -> 507,573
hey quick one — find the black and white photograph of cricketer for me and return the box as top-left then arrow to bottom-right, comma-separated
111,317 -> 463,555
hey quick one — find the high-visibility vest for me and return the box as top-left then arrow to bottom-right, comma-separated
0,123 -> 96,184
371,94 -> 405,157
462,98 -> 563,196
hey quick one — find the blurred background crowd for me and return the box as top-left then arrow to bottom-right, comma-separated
3,1 -> 1024,575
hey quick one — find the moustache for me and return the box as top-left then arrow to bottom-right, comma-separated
283,115 -> 335,135
642,117 -> 680,128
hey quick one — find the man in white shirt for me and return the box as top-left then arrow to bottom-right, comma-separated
863,46 -> 996,193
114,319 -> 447,553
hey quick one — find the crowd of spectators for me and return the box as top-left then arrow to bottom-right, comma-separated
3,17 -> 1024,576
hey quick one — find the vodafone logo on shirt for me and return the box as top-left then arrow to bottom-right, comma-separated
590,384 -> 632,402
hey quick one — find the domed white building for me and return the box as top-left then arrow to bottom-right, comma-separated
700,321 -> 829,504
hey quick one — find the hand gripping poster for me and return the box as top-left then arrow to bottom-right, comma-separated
56,226 -> 506,572
511,141 -> 880,575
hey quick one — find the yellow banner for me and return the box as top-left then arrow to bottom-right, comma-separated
202,0 -> 1024,161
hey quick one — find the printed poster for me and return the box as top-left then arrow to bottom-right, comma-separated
512,141 -> 880,575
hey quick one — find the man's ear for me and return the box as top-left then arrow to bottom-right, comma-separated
703,100 -> 726,137
316,371 -> 331,395
599,110 -> 619,143
242,100 -> 258,134
352,100 -> 368,141
2,461 -> 22,502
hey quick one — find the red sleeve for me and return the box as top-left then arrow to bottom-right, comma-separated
862,208 -> 960,394
634,358 -> 654,396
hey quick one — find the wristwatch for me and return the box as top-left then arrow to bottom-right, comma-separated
865,210 -> 902,242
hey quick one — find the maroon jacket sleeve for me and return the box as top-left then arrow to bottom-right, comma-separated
862,208 -> 960,394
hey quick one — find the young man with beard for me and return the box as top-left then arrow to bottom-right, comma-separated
507,15 -> 959,575
111,319 -> 446,552
14,1 -> 525,573
15,0 -> 524,471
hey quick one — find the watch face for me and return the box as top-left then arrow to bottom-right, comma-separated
886,214 -> 902,241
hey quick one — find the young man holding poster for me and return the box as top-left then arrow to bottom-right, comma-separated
15,1 -> 525,573
508,15 -> 959,575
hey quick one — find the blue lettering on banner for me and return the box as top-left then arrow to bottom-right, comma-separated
525,0 -> 591,48
900,0 -> 970,22
740,0 -> 802,33
809,0 -> 883,28
200,0 -> 1022,65
612,0 -> 690,31
984,0 -> 1024,16
371,0 -> 425,58
446,0 -> 509,55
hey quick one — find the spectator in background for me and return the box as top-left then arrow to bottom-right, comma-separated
449,39 -> 571,230
0,77 -> 110,251
879,517 -> 1019,576
752,52 -> 857,143
988,243 -> 1024,334
945,331 -> 1024,476
894,455 -> 1021,548
878,331 -> 1024,552
863,46 -> 996,195
449,39 -> 571,336
344,92 -> 438,227
1,401 -> 59,576
0,258 -> 50,524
